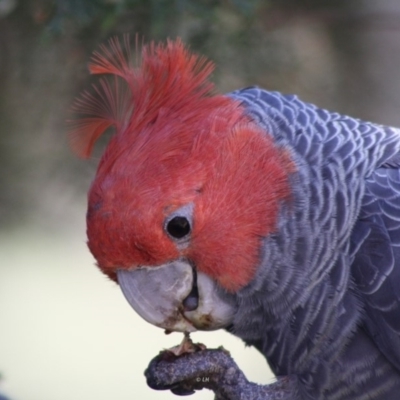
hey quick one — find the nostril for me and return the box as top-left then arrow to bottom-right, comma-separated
182,267 -> 199,312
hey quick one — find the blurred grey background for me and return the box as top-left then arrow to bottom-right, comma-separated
1,0 -> 400,399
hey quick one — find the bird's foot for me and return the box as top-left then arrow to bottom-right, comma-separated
145,336 -> 298,400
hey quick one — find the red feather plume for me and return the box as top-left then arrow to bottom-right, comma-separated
69,35 -> 217,158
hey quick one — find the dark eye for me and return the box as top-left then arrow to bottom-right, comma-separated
167,216 -> 191,239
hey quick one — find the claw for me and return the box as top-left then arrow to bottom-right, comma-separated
165,332 -> 206,357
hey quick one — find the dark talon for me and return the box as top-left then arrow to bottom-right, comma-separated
171,386 -> 196,396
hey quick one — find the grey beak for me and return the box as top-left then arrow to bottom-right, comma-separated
117,260 -> 237,332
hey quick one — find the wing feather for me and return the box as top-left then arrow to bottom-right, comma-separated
352,166 -> 400,371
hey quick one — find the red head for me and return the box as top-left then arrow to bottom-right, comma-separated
71,36 -> 294,293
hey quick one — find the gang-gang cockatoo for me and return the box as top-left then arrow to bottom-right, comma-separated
70,37 -> 400,400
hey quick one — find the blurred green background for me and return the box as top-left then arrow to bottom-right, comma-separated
1,0 -> 400,399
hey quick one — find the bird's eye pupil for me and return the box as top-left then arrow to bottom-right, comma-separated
167,216 -> 191,239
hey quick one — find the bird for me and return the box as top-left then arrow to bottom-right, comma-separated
70,36 -> 400,399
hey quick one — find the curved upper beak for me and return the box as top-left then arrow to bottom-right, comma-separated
117,260 -> 236,332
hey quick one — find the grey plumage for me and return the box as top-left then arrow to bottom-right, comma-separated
228,88 -> 400,399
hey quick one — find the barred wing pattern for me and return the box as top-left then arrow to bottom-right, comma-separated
352,165 -> 400,371
229,87 -> 400,399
